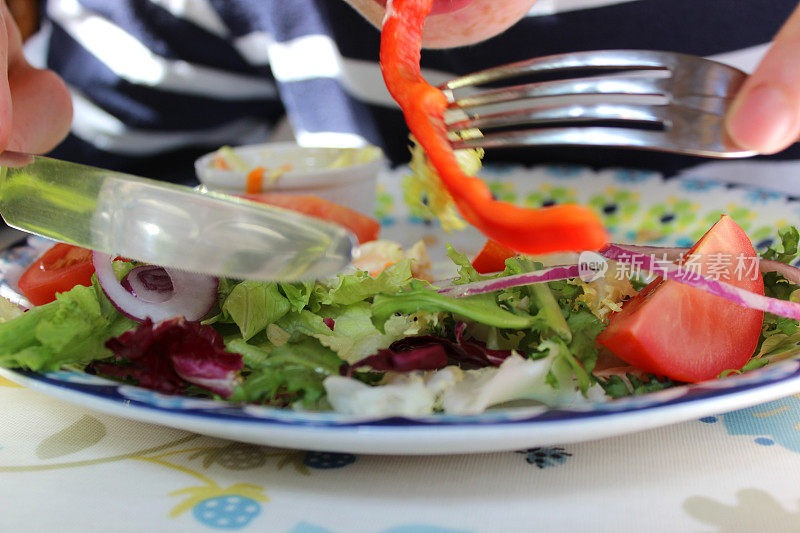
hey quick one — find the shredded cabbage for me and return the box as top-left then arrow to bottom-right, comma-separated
0,296 -> 22,323
216,145 -> 250,171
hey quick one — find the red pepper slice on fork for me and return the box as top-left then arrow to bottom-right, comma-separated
379,0 -> 609,254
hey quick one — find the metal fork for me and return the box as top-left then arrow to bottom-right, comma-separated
441,50 -> 755,158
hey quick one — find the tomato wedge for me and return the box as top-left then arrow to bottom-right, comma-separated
379,0 -> 608,254
472,239 -> 516,274
241,192 -> 380,244
596,215 -> 764,382
18,243 -> 96,305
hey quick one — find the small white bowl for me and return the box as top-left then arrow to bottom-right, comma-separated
195,142 -> 385,216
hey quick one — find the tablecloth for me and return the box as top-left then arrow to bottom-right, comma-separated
4,164 -> 800,532
4,377 -> 800,532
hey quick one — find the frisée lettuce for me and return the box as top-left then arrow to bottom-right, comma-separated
3,227 -> 799,416
0,240 -> 625,414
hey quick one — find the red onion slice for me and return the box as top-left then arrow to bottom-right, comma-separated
121,265 -> 174,304
600,244 -> 800,320
435,243 -> 800,319
436,264 -> 580,298
93,252 -> 218,323
753,259 -> 800,286
611,243 -> 800,285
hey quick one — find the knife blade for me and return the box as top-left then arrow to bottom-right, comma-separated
0,152 -> 355,280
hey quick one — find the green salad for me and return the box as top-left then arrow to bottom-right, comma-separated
1,222 -> 799,417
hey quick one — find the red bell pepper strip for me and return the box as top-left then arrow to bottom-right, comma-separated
472,239 -> 517,273
379,0 -> 608,254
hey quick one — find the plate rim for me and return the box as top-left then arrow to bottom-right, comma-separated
4,169 -> 800,454
4,361 -> 800,454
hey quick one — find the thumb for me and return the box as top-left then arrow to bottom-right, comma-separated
2,1 -> 71,153
0,3 -> 14,152
726,3 -> 800,154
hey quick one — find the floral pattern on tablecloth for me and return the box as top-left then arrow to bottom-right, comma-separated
7,382 -> 800,532
700,394 -> 800,453
0,387 -> 364,531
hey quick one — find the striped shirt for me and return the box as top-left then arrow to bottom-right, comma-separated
27,0 -> 800,192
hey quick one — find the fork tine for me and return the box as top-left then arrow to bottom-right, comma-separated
449,76 -> 670,110
442,50 -> 744,92
446,103 -> 666,133
442,51 -> 753,158
443,50 -> 670,90
450,125 -> 756,158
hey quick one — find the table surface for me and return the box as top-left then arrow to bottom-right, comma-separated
5,165 -> 800,533
5,369 -> 800,533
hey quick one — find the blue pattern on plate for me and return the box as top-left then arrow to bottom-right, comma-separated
482,162 -> 517,176
118,386 -> 229,411
679,178 -> 723,192
44,370 -> 117,386
6,358 -> 800,429
746,188 -> 784,204
613,169 -> 655,183
543,164 -> 586,178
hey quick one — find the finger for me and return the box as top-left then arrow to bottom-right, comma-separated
726,3 -> 800,154
0,3 -> 14,152
7,66 -> 72,153
2,0 -> 71,153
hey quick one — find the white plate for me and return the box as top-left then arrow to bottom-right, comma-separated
194,142 -> 385,216
3,164 -> 799,455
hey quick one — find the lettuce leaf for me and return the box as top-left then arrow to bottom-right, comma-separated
312,302 -> 412,364
762,226 -> 800,300
754,226 -> 800,359
762,225 -> 799,264
372,284 -> 536,332
279,281 -> 315,312
219,281 -> 291,340
446,244 -> 489,284
229,338 -> 343,407
0,282 -> 136,372
312,260 -> 414,307
596,373 -> 675,398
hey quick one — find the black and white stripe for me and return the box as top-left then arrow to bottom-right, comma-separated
33,0 -> 800,189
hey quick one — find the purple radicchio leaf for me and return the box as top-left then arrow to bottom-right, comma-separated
347,321 -> 514,374
90,317 -> 243,398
